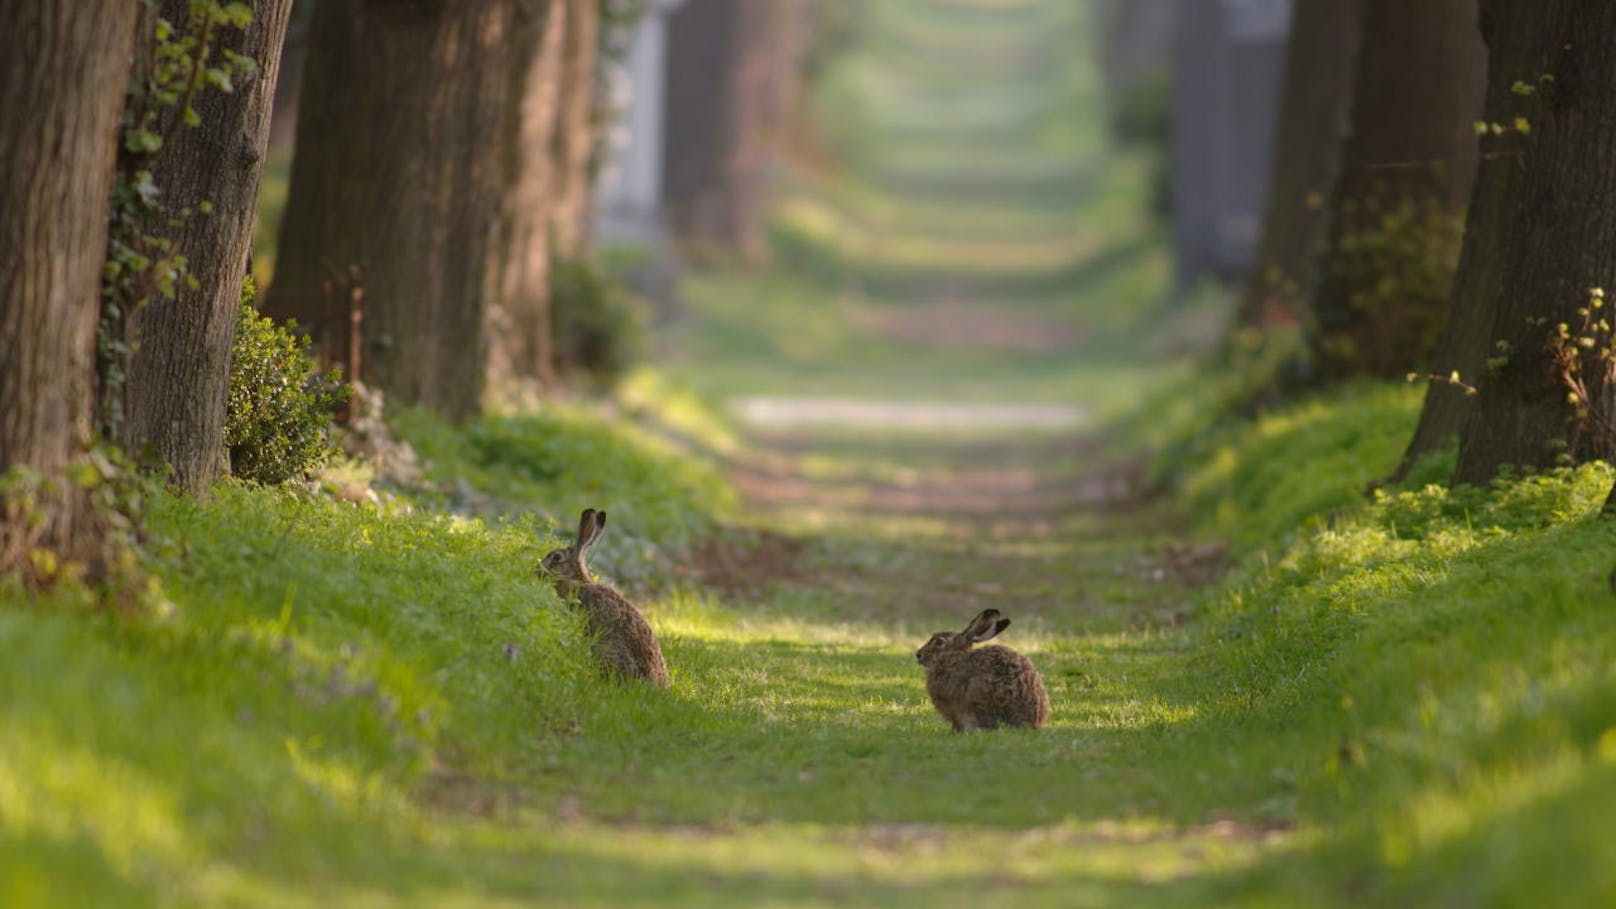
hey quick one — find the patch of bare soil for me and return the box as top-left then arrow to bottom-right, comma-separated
684,529 -> 813,598
693,406 -> 1229,631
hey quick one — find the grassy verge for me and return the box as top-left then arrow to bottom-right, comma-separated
12,0 -> 1616,901
12,373 -> 1616,905
1150,377 -> 1616,904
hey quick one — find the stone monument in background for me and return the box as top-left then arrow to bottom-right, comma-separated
593,0 -> 686,246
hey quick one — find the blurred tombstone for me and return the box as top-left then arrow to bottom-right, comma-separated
1171,0 -> 1292,294
594,0 -> 686,245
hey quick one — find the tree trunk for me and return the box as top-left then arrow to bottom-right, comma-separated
491,0 -> 566,387
663,0 -> 744,253
118,0 -> 294,493
1388,163 -> 1519,481
265,0 -> 517,421
1390,38 -> 1529,480
1234,0 -> 1362,333
1453,0 -> 1616,485
549,0 -> 600,259
1306,0 -> 1487,382
0,2 -> 138,577
663,0 -> 807,258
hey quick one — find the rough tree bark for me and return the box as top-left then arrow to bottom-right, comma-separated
491,0 -> 566,387
1235,0 -> 1362,332
118,0 -> 294,493
0,2 -> 139,576
663,0 -> 810,257
1390,37 -> 1527,480
266,0 -> 518,421
1452,1 -> 1616,485
489,0 -> 598,388
1306,0 -> 1486,382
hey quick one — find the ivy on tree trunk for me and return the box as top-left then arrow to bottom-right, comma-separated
117,0 -> 296,493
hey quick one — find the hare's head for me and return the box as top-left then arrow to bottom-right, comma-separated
915,609 -> 1011,667
538,508 -> 606,593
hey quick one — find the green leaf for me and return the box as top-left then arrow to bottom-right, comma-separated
127,128 -> 163,154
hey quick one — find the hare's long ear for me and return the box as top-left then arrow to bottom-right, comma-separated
575,509 -> 596,547
963,609 -> 1009,642
581,508 -> 607,551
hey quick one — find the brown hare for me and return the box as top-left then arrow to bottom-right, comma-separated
538,508 -> 669,687
915,609 -> 1048,731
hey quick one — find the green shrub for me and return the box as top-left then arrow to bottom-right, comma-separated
550,258 -> 647,390
226,277 -> 348,484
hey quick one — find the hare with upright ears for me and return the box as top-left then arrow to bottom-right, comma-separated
915,609 -> 1048,731
538,508 -> 670,687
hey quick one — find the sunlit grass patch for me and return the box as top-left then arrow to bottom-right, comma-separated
391,403 -> 734,558
1181,382 -> 1424,551
1159,380 -> 1616,901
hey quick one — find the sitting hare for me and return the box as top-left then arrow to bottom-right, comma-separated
915,609 -> 1048,731
538,508 -> 669,687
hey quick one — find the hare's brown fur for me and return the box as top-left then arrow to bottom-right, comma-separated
539,509 -> 669,687
916,609 -> 1048,731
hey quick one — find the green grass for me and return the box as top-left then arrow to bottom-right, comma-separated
11,0 -> 1616,903
1181,381 -> 1426,551
389,405 -> 734,554
14,376 -> 1616,904
1160,384 -> 1616,905
0,485 -> 593,906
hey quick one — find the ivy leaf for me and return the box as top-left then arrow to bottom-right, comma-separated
222,50 -> 258,78
127,128 -> 163,154
132,171 -> 161,206
222,3 -> 253,28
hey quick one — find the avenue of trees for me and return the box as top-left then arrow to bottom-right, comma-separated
8,0 -> 1616,587
0,0 -> 813,583
1223,1 -> 1616,495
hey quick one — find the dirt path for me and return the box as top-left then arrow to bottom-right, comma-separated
518,3 -> 1284,900
700,397 -> 1217,633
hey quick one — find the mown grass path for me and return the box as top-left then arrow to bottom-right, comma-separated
15,2 -> 1616,905
2,2 -> 1301,906
567,1 -> 1296,903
